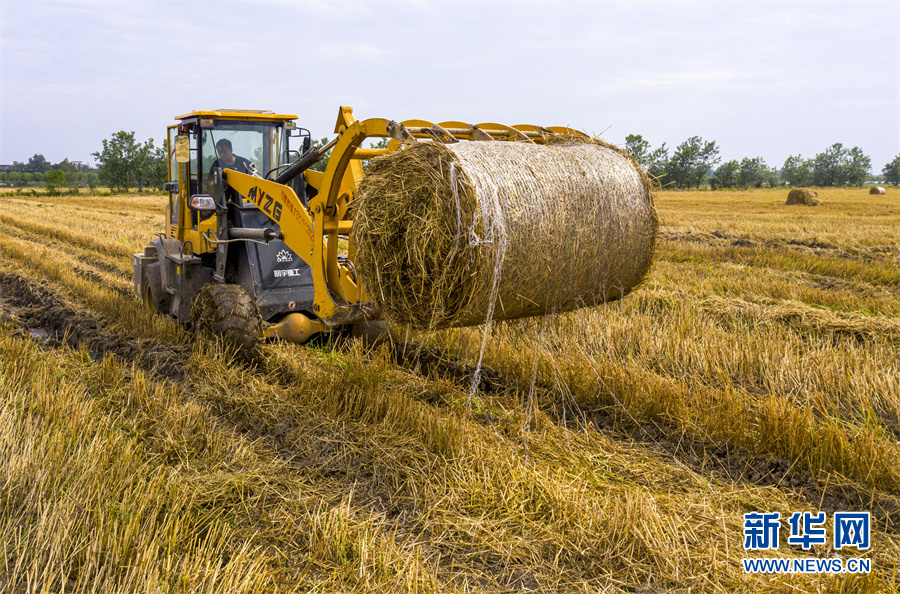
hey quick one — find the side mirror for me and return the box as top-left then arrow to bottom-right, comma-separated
174,135 -> 190,164
302,136 -> 312,154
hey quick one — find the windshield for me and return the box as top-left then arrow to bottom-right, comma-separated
201,121 -> 288,182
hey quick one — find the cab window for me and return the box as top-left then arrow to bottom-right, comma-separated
200,121 -> 287,185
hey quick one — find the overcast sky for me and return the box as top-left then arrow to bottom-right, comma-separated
1,1 -> 898,171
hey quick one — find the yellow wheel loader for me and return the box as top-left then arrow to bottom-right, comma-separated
134,107 -> 586,359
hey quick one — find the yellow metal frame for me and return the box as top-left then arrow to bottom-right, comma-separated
175,109 -> 298,122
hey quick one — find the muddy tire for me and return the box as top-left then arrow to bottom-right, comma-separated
191,284 -> 261,364
142,262 -> 171,315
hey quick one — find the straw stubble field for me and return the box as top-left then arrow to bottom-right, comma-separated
0,188 -> 897,592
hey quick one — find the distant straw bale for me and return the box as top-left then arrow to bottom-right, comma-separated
353,139 -> 657,330
870,186 -> 886,195
785,188 -> 822,206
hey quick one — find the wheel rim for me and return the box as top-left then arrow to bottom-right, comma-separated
143,284 -> 155,312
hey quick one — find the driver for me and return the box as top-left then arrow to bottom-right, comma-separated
210,138 -> 252,174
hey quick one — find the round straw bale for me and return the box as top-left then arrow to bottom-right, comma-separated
785,188 -> 822,206
353,140 -> 657,330
870,186 -> 886,195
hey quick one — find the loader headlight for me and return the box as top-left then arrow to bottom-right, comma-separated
189,194 -> 217,213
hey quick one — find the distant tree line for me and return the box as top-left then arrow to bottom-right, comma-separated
1,131 -> 167,194
1,152 -> 91,174
0,155 -> 100,194
6,132 -> 899,193
625,134 -> 899,189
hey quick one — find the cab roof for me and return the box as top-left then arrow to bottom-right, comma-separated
175,109 -> 298,122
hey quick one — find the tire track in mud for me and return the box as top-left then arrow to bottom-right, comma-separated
0,270 -> 188,382
0,270 -> 436,485
587,404 -> 900,533
658,229 -> 900,291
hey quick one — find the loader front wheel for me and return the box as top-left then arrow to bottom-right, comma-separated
191,284 -> 261,364
142,262 -> 171,315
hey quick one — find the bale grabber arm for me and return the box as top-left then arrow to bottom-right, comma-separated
221,106 -> 588,338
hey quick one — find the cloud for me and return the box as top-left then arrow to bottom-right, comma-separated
0,1 -> 897,167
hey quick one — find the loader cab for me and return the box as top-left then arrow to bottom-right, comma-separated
166,109 -> 307,248
162,109 -> 320,324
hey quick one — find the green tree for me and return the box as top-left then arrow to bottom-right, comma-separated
736,157 -> 771,188
813,144 -> 847,186
668,136 -> 720,188
763,165 -> 779,188
92,130 -> 142,192
845,146 -> 871,186
21,172 -> 33,185
131,138 -> 162,192
646,143 -> 670,181
882,154 -> 900,185
711,159 -> 739,189
25,154 -> 51,173
147,141 -> 168,190
624,134 -> 652,170
812,144 -> 871,186
781,154 -> 813,187
54,158 -> 78,184
9,171 -> 22,187
45,169 -> 66,195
